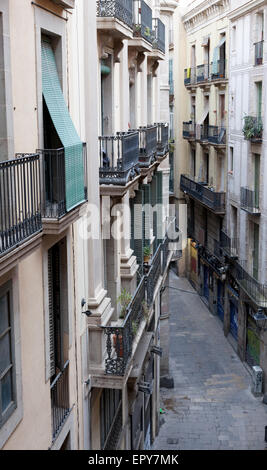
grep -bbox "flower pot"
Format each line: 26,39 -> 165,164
144,255 -> 150,263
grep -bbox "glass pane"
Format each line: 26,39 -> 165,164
1,370 -> 12,413
0,293 -> 9,335
0,333 -> 11,375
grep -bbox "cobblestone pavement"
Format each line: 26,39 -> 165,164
153,270 -> 267,450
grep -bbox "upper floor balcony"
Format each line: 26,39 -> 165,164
0,154 -> 42,260
180,174 -> 226,214
254,40 -> 264,66
210,59 -> 227,83
151,18 -> 165,55
220,230 -> 239,259
137,125 -> 158,168
51,0 -> 74,9
196,64 -> 210,84
208,125 -> 226,147
97,0 -> 134,39
240,187 -> 260,215
38,145 -> 88,234
99,131 -> 140,188
184,60 -> 227,89
131,0 -> 153,51
184,67 -> 196,87
182,121 -> 196,141
242,116 -> 263,143
235,260 -> 267,308
50,360 -> 70,442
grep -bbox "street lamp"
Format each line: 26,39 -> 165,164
253,308 -> 267,331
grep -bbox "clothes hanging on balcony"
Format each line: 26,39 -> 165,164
41,39 -> 85,212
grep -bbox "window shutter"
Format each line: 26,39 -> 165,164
48,249 -> 56,378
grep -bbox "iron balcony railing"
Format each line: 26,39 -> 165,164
156,122 -> 169,156
97,0 -> 133,29
152,18 -> 165,53
235,261 -> 267,308
196,64 -> 210,83
184,67 -> 196,86
137,125 -> 157,167
183,121 -> 196,139
242,116 -> 263,142
220,230 -> 239,259
240,187 -> 260,214
103,400 -> 123,450
210,59 -> 227,81
254,40 -> 264,66
38,144 -> 87,219
0,154 -> 42,257
103,235 -> 172,375
169,151 -> 174,194
133,0 -> 153,44
199,124 -> 209,141
208,125 -> 226,145
99,132 -> 140,185
50,361 -> 70,441
180,174 -> 226,214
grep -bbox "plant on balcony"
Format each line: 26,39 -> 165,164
144,26 -> 151,38
117,288 -> 132,319
133,24 -> 141,36
242,115 -> 263,140
144,245 -> 152,263
132,320 -> 138,337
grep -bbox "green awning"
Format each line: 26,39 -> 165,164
41,39 -> 85,212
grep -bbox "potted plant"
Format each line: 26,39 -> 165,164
133,24 -> 141,36
144,26 -> 151,38
242,115 -> 263,141
117,288 -> 132,319
143,245 -> 151,263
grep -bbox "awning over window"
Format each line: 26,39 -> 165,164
41,39 -> 85,212
197,103 -> 209,125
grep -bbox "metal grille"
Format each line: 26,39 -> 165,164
240,187 -> 260,214
208,125 -> 226,145
0,154 -> 42,256
133,0 -> 153,44
50,361 -> 70,441
138,125 -> 157,167
180,174 -> 225,213
235,261 -> 267,308
97,0 -> 133,29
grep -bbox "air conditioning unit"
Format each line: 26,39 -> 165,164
251,366 -> 263,396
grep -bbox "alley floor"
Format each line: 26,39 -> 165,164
153,270 -> 267,450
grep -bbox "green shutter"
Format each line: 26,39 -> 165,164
133,190 -> 144,273
41,39 -> 85,212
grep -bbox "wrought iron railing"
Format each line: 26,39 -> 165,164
240,187 -> 260,214
210,59 -> 227,80
180,174 -> 226,213
133,0 -> 153,44
184,67 -> 196,86
199,124 -> 209,141
220,230 -> 239,258
99,132 -> 140,185
183,121 -> 196,139
38,145 -> 87,219
152,18 -> 165,53
254,40 -> 264,66
137,125 -> 157,167
103,400 -> 123,450
169,150 -> 174,193
97,0 -> 133,29
156,122 -> 169,156
196,64 -> 210,83
0,154 -> 42,257
50,361 -> 70,441
235,261 -> 267,308
146,244 -> 162,306
208,125 -> 226,145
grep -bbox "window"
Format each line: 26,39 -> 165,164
229,147 -> 234,173
256,82 -> 262,118
232,25 -> 236,51
0,281 -> 16,427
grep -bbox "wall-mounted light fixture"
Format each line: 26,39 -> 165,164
253,309 -> 267,331
81,298 -> 93,317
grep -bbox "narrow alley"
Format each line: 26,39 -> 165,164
154,270 -> 267,450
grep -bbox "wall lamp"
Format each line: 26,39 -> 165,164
253,309 -> 267,331
81,298 -> 93,317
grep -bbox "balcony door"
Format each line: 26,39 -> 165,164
254,153 -> 260,209
253,223 -> 259,280
101,55 -> 113,136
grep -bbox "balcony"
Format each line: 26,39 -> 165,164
96,0 -> 134,39
198,124 -> 209,144
0,154 -> 42,259
138,125 -> 158,168
183,121 -> 196,141
38,145 -> 87,234
196,64 -> 210,84
235,261 -> 267,308
210,59 -> 227,83
50,361 -> 70,441
184,67 -> 196,87
156,122 -> 169,157
242,116 -> 263,143
208,125 -> 226,147
254,41 -> 264,66
103,237 -> 171,376
99,132 -> 140,190
240,187 -> 260,215
51,0 -> 75,9
180,174 -> 226,214
220,230 -> 239,259
131,0 -> 153,51
152,18 -> 165,54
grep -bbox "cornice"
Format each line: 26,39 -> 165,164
183,0 -> 230,31
229,0 -> 266,21
160,0 -> 179,15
